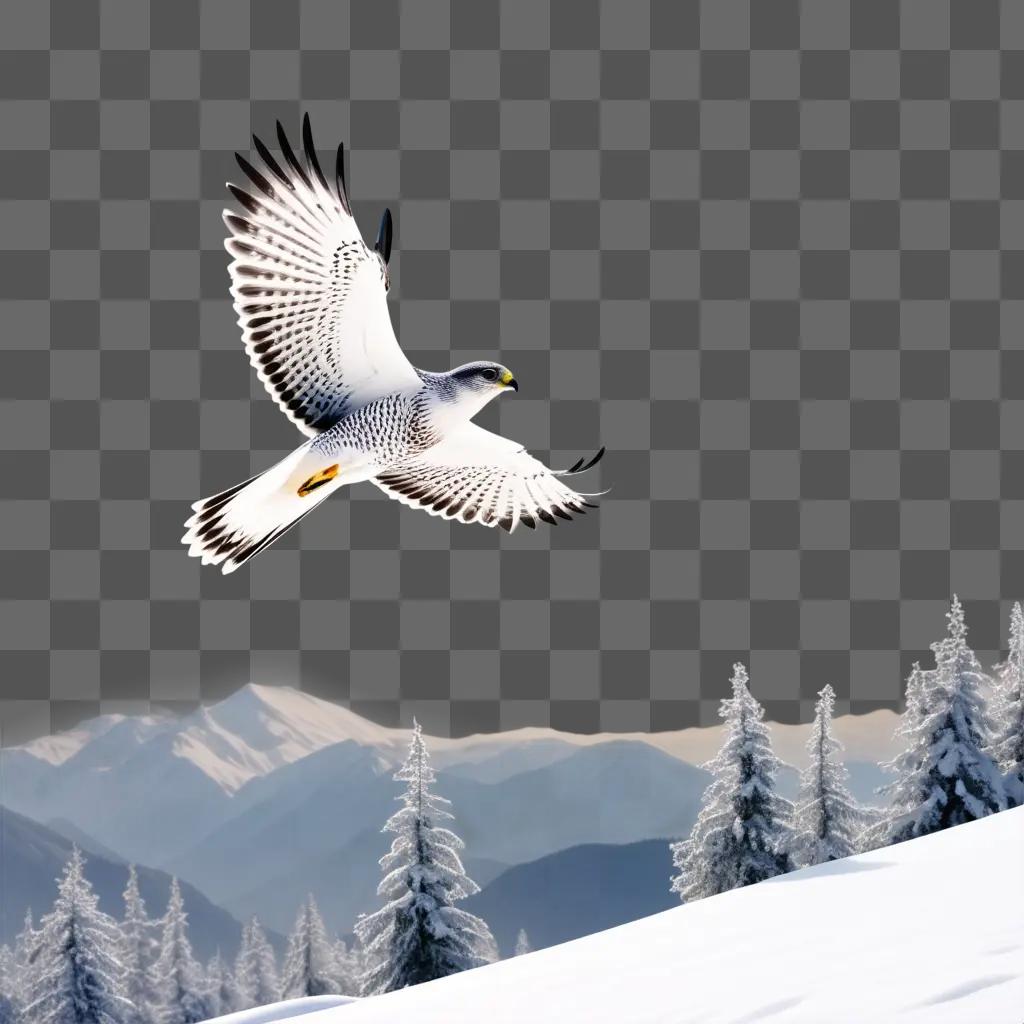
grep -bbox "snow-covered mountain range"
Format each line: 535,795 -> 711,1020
0,683 -> 898,936
223,807 -> 1024,1024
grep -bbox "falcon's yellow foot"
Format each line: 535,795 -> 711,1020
297,464 -> 339,497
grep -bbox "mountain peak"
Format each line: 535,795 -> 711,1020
227,681 -> 282,704
210,682 -> 349,721
15,713 -> 149,766
206,683 -> 392,739
167,684 -> 406,793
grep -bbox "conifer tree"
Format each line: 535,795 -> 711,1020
14,908 -> 40,995
991,601 -> 1024,807
151,878 -> 210,1024
791,685 -> 860,866
859,662 -> 930,854
862,661 -> 930,846
235,917 -> 279,1009
121,866 -> 158,1024
335,937 -> 361,998
21,847 -> 135,1024
878,596 -> 1006,845
670,663 -> 793,901
204,952 -> 240,1019
355,720 -> 496,995
513,929 -> 531,957
902,660 -> 930,720
280,896 -> 339,999
0,945 -> 20,1024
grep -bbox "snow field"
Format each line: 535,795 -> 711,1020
241,807 -> 1024,1024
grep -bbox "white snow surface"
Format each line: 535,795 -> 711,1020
14,713 -> 134,765
206,996 -> 356,1022
239,808 -> 1024,1024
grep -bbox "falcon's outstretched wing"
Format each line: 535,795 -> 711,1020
225,115 -> 421,437
373,423 -> 605,532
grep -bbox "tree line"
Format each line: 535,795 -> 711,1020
0,858 -> 368,1023
672,596 -> 1024,899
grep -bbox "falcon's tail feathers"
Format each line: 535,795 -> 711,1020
181,443 -> 340,575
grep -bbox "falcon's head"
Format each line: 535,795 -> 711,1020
449,361 -> 519,395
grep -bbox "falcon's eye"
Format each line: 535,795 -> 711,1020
480,367 -> 499,382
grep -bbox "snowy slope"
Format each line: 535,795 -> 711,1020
12,716 -> 116,765
205,997 -> 356,1022
242,809 -> 1024,1024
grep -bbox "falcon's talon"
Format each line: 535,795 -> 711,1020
297,465 -> 339,497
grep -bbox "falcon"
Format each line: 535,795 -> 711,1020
183,115 -> 604,574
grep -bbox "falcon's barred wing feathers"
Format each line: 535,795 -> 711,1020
373,423 -> 605,532
224,114 -> 421,437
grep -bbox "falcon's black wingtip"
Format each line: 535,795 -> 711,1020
251,133 -> 291,190
231,115 -> 355,214
375,208 -> 393,264
335,142 -> 352,214
301,112 -> 331,194
233,153 -> 274,199
275,119 -> 312,190
563,446 -> 606,476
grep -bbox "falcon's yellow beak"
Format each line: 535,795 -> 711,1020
500,369 -> 519,392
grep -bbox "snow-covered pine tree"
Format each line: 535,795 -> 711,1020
859,661 -> 931,854
990,601 -> 1024,807
513,929 -> 531,957
790,685 -> 860,867
355,720 -> 497,995
902,660 -> 930,719
151,878 -> 211,1024
14,908 -> 40,993
280,896 -> 339,999
879,596 -> 1006,845
0,945 -> 20,1024
670,663 -> 793,902
121,865 -> 158,1024
235,916 -> 279,1009
21,846 -> 136,1024
204,951 -> 240,1019
334,937 -> 361,998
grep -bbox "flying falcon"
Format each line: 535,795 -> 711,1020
183,116 -> 604,574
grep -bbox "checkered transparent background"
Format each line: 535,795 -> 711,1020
3,0 -> 1024,743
